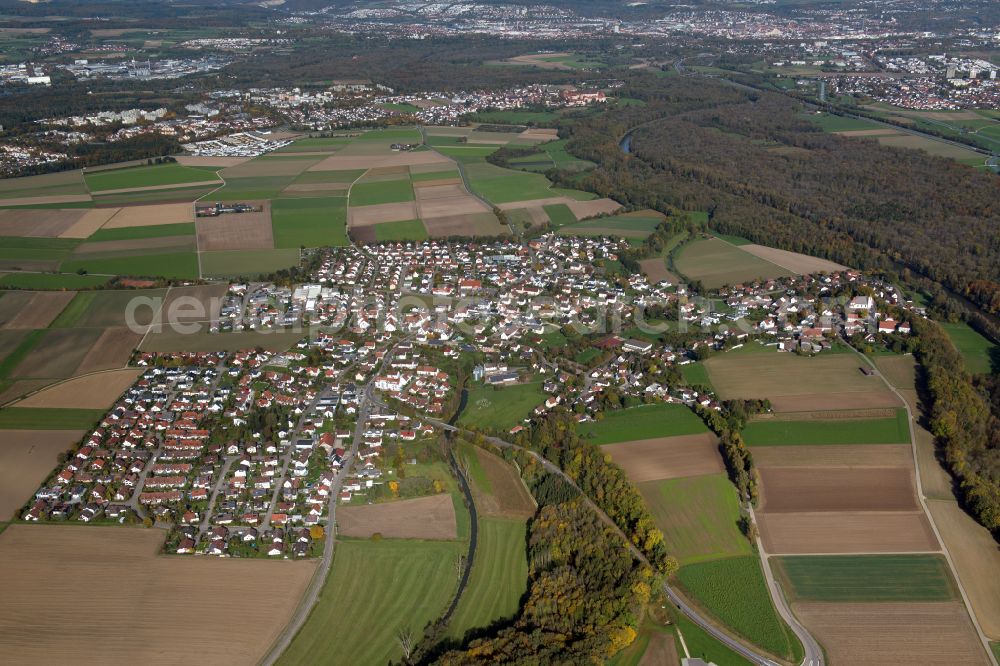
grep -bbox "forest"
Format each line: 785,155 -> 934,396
557,72 -> 1000,534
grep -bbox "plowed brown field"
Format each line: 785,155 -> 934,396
757,511 -> 939,554
336,493 -> 457,539
0,430 -> 82,518
758,467 -> 918,513
601,433 -> 724,483
0,525 -> 316,666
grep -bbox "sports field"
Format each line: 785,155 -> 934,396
773,554 -> 957,602
677,555 -> 802,662
458,380 -> 546,431
577,403 -> 708,445
741,409 -> 909,445
448,517 -> 528,639
675,238 -> 793,288
638,473 -> 750,564
278,538 -> 463,666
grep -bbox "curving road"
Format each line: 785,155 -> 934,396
375,396 -> 811,666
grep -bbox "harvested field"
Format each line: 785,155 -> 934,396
101,203 -> 192,229
0,209 -> 85,237
758,511 -> 939,554
759,467 -> 918,513
175,156 -> 251,168
415,183 -> 467,199
639,257 -> 673,283
792,602 -> 988,666
496,196 -> 571,211
196,202 -> 274,251
766,391 -> 901,412
751,443 -> 912,468
3,291 -> 75,329
417,195 -> 490,219
927,499 -> 1000,638
740,244 -> 846,274
161,284 -> 228,326
423,212 -> 506,237
876,133 -> 981,160
221,157 -> 320,178
876,354 -> 917,389
16,367 -> 142,409
74,327 -> 143,374
309,152 -> 450,171
474,447 -> 535,519
348,201 -> 418,226
0,525 -> 316,666
566,197 -> 622,218
601,433 -> 723,483
0,380 -> 52,405
336,493 -> 457,540
705,351 -> 894,406
0,430 -> 82,518
639,631 -> 680,666
58,208 -> 119,239
281,182 -> 349,194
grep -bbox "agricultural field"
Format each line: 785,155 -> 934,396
741,409 -> 909,446
373,218 -> 428,242
940,321 -> 997,375
756,511 -> 939,554
270,197 -> 348,248
83,163 -> 221,192
674,238 -> 793,288
773,555 -> 957,602
601,433 -> 724,483
558,210 -> 665,240
0,430 -> 82,518
335,493 -> 457,540
757,467 -> 918,513
676,555 -> 802,663
577,403 -> 708,445
448,517 -> 529,640
0,407 -> 105,429
15,368 -> 143,409
0,525 -> 316,666
462,445 -> 535,519
200,248 -> 300,278
278,538 -> 463,666
638,473 -> 751,565
794,602 -> 989,666
458,380 -> 546,431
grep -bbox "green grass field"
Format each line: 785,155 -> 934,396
206,176 -> 292,201
271,197 -> 348,248
349,179 -> 414,207
278,538 -> 463,666
940,321 -> 997,375
448,517 -> 528,639
677,556 -> 802,662
200,248 -> 300,278
0,407 -> 106,429
773,554 -> 958,602
458,380 -> 546,431
61,251 -> 200,280
558,211 -> 664,238
639,473 -> 751,565
411,169 -> 461,182
48,292 -> 96,328
675,238 -> 792,289
542,203 -> 576,228
742,409 -> 909,446
84,163 -> 220,192
374,219 -> 428,242
674,611 -> 754,666
87,222 -> 196,242
680,362 -> 712,388
465,162 -> 559,204
0,273 -> 110,289
578,403 -> 708,445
